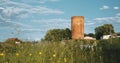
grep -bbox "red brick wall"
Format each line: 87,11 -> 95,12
71,16 -> 84,39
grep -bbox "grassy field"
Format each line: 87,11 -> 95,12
0,38 -> 120,63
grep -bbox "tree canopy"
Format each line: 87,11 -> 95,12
95,24 -> 114,40
84,33 -> 95,38
43,28 -> 71,41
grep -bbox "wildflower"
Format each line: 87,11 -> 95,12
0,53 -> 4,56
29,53 -> 32,56
64,58 -> 67,62
39,52 -> 42,55
16,53 -> 19,56
53,54 -> 56,57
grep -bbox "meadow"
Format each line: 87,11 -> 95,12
0,38 -> 120,63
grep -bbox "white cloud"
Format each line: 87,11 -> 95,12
0,0 -> 63,18
0,7 -> 4,10
0,18 -> 30,27
100,5 -> 109,10
85,22 -> 95,26
32,18 -> 70,23
93,13 -> 120,23
1,3 -> 63,16
0,0 -> 64,28
32,18 -> 70,26
94,18 -> 107,21
9,21 -> 30,27
84,13 -> 120,33
0,0 -> 63,20
0,15 -> 6,21
29,6 -> 63,14
2,7 -> 22,17
116,13 -> 120,16
21,0 -> 60,4
49,0 -> 59,2
93,17 -> 115,21
100,5 -> 119,10
17,13 -> 28,18
113,7 -> 119,10
94,17 -> 120,23
39,0 -> 59,3
22,28 -> 43,32
31,18 -> 71,31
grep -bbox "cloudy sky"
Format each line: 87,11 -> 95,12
0,0 -> 120,41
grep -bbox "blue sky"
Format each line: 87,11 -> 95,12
0,0 -> 120,41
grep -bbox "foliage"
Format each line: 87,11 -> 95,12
3,38 -> 22,45
0,40 -> 101,63
97,37 -> 120,63
43,28 -> 71,41
116,32 -> 120,36
95,24 -> 114,40
85,33 -> 95,38
0,38 -> 120,63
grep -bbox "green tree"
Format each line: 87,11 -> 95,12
95,24 -> 114,40
85,33 -> 95,38
4,38 -> 21,45
64,28 -> 71,39
43,28 -> 71,41
116,32 -> 120,36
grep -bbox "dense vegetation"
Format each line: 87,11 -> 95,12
43,24 -> 115,41
43,28 -> 71,41
95,24 -> 114,40
0,37 -> 120,63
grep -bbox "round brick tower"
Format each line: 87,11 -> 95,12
71,16 -> 84,39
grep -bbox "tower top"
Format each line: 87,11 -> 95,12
71,16 -> 84,19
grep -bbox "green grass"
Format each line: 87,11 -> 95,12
0,38 -> 120,63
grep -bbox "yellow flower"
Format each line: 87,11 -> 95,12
64,58 -> 67,62
16,53 -> 19,56
39,52 -> 42,55
0,53 -> 4,56
29,53 -> 32,56
53,54 -> 56,57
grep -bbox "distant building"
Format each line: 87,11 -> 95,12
102,35 -> 111,39
71,16 -> 84,39
102,34 -> 120,39
84,36 -> 96,40
5,38 -> 21,44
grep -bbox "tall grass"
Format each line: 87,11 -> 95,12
0,38 -> 120,63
